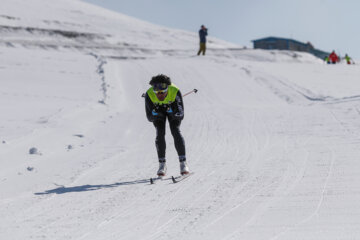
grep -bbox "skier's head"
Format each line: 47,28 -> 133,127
150,74 -> 171,101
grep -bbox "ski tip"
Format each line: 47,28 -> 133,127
171,176 -> 176,183
150,178 -> 154,184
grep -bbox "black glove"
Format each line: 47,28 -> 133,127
168,111 -> 183,122
150,109 -> 165,122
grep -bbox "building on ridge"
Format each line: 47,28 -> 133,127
252,36 -> 329,59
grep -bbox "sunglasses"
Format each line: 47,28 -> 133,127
154,88 -> 168,94
153,83 -> 168,91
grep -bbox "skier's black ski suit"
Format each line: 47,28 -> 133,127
145,91 -> 185,161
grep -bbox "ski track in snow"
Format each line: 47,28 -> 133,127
2,49 -> 360,240
4,53 -> 357,240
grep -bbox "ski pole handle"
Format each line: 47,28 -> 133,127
183,89 -> 198,98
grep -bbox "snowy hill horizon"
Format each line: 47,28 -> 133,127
1,0 -> 360,239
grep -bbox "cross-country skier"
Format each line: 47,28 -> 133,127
344,54 -> 354,65
145,74 -> 189,176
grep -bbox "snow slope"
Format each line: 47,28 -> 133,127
1,1 -> 360,239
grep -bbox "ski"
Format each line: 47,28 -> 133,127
150,175 -> 164,184
171,172 -> 194,183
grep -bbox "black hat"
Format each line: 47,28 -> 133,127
149,74 -> 172,86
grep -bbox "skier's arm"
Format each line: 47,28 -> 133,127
170,90 -> 184,121
145,94 -> 155,122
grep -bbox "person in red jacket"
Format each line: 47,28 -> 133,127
329,51 -> 339,64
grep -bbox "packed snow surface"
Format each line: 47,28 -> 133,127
1,1 -> 360,239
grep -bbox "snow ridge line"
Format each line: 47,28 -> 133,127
257,74 -> 360,105
0,25 -> 106,40
89,52 -> 108,105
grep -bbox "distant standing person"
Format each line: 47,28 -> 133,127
324,56 -> 330,64
197,25 -> 208,56
329,50 -> 339,64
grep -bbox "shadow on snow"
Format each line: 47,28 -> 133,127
34,178 -> 151,195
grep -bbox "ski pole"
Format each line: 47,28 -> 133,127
183,89 -> 198,98
141,88 -> 198,98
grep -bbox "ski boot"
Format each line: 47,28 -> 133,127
157,161 -> 167,176
180,161 -> 189,175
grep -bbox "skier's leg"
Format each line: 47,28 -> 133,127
170,120 -> 189,174
169,120 -> 186,159
153,120 -> 166,161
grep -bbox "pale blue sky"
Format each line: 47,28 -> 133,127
83,0 -> 360,59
